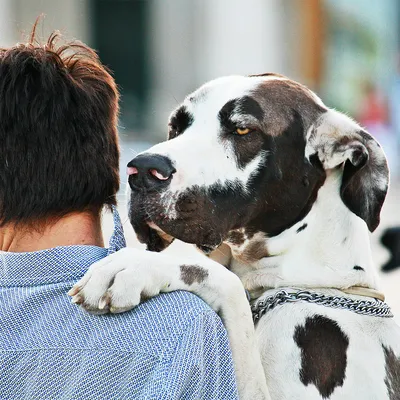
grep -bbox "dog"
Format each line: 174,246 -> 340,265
381,227 -> 400,272
69,73 -> 400,399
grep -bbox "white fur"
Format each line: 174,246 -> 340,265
233,168 -> 379,293
256,293 -> 400,399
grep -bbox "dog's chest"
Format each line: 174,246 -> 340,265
255,301 -> 400,399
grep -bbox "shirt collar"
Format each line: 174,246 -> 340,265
0,206 -> 126,287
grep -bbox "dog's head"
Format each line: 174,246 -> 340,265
127,74 -> 389,256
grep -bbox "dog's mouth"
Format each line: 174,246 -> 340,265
129,188 -> 228,253
146,221 -> 174,243
146,221 -> 216,254
145,216 -> 223,252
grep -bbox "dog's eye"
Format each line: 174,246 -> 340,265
235,127 -> 251,135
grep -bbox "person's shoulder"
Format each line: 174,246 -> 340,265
77,291 -> 220,356
122,290 -> 216,330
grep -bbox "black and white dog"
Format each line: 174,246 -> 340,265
70,74 -> 400,399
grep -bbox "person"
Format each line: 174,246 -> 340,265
0,28 -> 238,399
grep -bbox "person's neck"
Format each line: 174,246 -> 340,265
0,212 -> 104,252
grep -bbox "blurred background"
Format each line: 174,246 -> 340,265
0,0 -> 399,315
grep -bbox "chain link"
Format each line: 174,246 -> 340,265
251,289 -> 393,323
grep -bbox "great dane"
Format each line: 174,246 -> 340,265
69,74 -> 400,399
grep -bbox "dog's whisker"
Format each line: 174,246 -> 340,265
121,217 -> 130,226
128,147 -> 139,156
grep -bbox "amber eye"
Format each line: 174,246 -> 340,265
235,127 -> 251,135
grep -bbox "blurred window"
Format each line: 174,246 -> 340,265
90,0 -> 150,132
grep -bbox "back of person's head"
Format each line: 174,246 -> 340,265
0,24 -> 120,228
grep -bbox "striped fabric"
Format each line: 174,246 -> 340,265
0,207 -> 238,399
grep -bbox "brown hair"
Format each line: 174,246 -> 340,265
0,25 -> 120,226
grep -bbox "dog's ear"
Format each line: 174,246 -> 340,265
306,109 -> 389,232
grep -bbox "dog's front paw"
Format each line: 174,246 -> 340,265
68,248 -> 163,314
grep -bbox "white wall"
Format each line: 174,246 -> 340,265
1,0 -> 90,45
147,0 -> 288,138
196,0 -> 286,81
147,0 -> 198,140
0,0 -> 14,46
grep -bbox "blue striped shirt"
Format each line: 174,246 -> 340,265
0,209 -> 238,399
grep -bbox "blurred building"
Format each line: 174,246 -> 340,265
0,0 -> 323,140
1,0 -> 399,174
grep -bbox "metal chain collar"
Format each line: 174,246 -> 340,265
251,289 -> 394,323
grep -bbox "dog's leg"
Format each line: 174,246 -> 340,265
69,247 -> 270,400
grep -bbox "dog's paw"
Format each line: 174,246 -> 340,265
68,248 -> 164,314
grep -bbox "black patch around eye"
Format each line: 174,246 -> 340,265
218,96 -> 265,169
218,100 -> 236,129
169,106 -> 194,139
239,96 -> 264,120
232,131 -> 264,169
218,96 -> 264,128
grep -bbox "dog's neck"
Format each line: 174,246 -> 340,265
225,169 -> 380,295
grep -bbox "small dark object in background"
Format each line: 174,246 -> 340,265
381,227 -> 400,272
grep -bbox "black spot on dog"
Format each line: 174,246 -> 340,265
236,238 -> 270,264
227,230 -> 246,246
353,265 -> 364,271
218,96 -> 264,127
342,237 -> 348,244
218,97 -> 266,169
168,105 -> 194,139
176,193 -> 198,214
243,111 -> 326,237
296,223 -> 307,233
180,265 -> 209,285
383,345 -> 400,399
232,129 -> 265,169
237,96 -> 265,120
294,315 -> 349,399
218,99 -> 236,130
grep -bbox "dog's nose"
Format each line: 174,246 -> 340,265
127,154 -> 175,191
